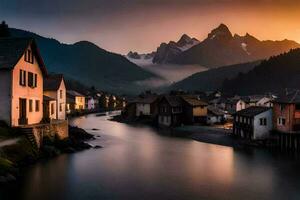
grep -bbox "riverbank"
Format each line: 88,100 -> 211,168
112,114 -> 270,149
0,125 -> 98,184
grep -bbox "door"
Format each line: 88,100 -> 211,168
19,98 -> 28,125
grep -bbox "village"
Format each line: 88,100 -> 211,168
121,90 -> 300,151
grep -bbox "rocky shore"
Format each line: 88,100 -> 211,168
0,126 -> 100,184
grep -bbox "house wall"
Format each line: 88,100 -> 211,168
136,103 -> 151,116
75,96 -> 85,110
0,70 -> 12,125
253,110 -> 273,139
193,106 -> 207,117
87,98 -> 95,110
257,97 -> 272,107
49,100 -> 57,120
56,81 -> 66,120
236,100 -> 246,111
11,45 -> 44,126
273,103 -> 300,133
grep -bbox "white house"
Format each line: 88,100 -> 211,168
0,38 -> 47,126
225,98 -> 246,114
44,74 -> 66,120
132,96 -> 157,117
87,96 -> 96,110
207,106 -> 225,125
233,106 -> 272,140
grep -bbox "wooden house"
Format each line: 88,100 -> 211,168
0,38 -> 47,126
273,91 -> 300,133
181,96 -> 208,124
233,106 -> 272,140
158,96 -> 183,127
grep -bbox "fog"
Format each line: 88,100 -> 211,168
135,63 -> 207,89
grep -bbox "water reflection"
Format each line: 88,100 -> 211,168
2,112 -> 300,200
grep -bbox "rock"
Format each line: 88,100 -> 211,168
0,173 -> 16,183
94,145 -> 103,149
64,147 -> 76,154
92,128 -> 99,131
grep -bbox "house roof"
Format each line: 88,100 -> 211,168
234,106 -> 271,117
0,37 -> 47,75
164,95 -> 182,107
181,96 -> 208,107
44,74 -> 64,91
208,106 -> 225,116
129,95 -> 158,104
67,90 -> 85,97
43,95 -> 55,102
275,90 -> 300,104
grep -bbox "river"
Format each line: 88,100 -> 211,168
1,112 -> 300,200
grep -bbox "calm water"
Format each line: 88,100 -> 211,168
2,112 -> 300,200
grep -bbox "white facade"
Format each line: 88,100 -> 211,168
136,103 -> 151,116
236,100 -> 246,111
87,97 -> 95,110
257,97 -> 273,107
253,110 -> 273,139
207,115 -> 223,125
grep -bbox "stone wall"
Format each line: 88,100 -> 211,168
31,120 -> 69,148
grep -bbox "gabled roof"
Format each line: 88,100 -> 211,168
163,95 -> 182,107
0,37 -> 47,75
129,95 -> 158,104
234,106 -> 271,117
181,96 -> 208,107
208,105 -> 225,116
67,90 -> 85,97
275,90 -> 300,104
43,95 -> 56,102
44,74 -> 64,91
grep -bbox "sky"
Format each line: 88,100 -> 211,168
1,0 -> 300,54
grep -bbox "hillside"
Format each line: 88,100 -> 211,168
222,48 -> 300,95
170,61 -> 260,92
9,28 -> 158,94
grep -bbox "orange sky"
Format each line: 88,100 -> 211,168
2,0 -> 300,54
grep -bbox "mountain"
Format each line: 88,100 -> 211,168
172,24 -> 300,68
153,34 -> 199,64
170,61 -> 260,92
126,34 -> 199,65
222,48 -> 300,95
9,27 -> 158,95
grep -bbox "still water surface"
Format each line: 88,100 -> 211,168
2,112 -> 300,200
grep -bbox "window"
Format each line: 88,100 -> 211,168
28,72 -> 33,87
34,74 -> 37,87
29,100 -> 33,112
278,117 -> 286,126
27,72 -> 37,88
280,104 -> 285,112
24,49 -> 34,63
35,100 -> 40,112
260,118 -> 267,126
19,70 -> 26,86
296,104 -> 300,110
51,103 -> 54,115
60,90 -> 63,99
59,103 -> 63,112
